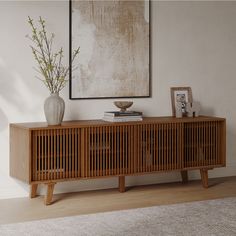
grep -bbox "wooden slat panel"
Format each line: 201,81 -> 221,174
106,126 -> 108,176
210,122 -> 213,165
165,124 -> 168,171
37,131 -> 40,181
192,123 -> 195,167
66,129 -> 69,178
196,122 -> 199,168
145,124 -> 148,172
48,129 -> 51,180
141,125 -> 144,172
119,126 -> 122,174
56,129 -> 59,179
204,122 -> 206,166
109,126 -> 112,175
144,124 -> 146,172
202,122 -> 205,166
160,124 -> 163,171
167,123 -> 169,171
75,128 -> 78,177
171,123 -> 173,170
28,118 -> 225,185
114,126 -> 116,175
71,128 -> 74,178
79,128 -> 82,177
153,124 -> 156,171
182,121 -> 225,169
213,122 -> 216,165
94,127 -> 97,176
100,126 -> 103,176
137,125 -> 140,172
149,124 -> 151,171
103,126 -> 106,176
132,125 -> 134,174
118,126 -> 121,175
68,129 -> 71,178
125,125 -> 127,174
59,129 -> 62,179
216,122 -> 219,164
125,126 -> 128,174
81,129 -> 85,177
86,128 -> 88,177
53,129 -> 55,180
32,131 -> 37,181
44,130 -> 46,181
146,124 -> 149,172
91,127 -> 94,177
42,130 -> 46,181
121,126 -> 123,174
214,122 -> 217,164
158,124 -> 160,171
164,123 -> 167,171
39,131 -> 42,181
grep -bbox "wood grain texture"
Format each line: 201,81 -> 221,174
200,169 -> 209,188
10,125 -> 31,183
9,116 -> 226,205
119,176 -> 126,193
44,183 -> 55,205
10,116 -> 226,130
30,184 -> 38,198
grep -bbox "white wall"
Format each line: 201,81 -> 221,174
0,1 -> 235,199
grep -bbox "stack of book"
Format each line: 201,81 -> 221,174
103,111 -> 143,122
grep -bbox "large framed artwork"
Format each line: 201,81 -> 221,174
69,0 -> 150,99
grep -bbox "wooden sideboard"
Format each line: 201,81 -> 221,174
10,116 -> 226,205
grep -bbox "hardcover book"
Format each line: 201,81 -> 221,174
104,111 -> 143,117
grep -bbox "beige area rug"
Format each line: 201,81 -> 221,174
0,197 -> 236,236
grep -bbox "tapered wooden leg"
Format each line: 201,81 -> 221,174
30,184 -> 38,198
119,176 -> 125,193
200,169 -> 208,188
181,171 -> 188,184
44,183 -> 55,205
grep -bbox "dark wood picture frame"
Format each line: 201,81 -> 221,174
170,87 -> 193,116
69,0 -> 151,100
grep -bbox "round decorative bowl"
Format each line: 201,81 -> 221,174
114,101 -> 133,112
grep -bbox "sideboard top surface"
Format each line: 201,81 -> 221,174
10,116 -> 225,130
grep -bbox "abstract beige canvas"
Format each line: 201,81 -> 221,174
70,0 -> 150,99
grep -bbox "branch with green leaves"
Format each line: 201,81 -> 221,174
26,16 -> 80,93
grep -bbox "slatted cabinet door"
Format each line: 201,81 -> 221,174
137,123 -> 183,173
81,123 -> 185,178
32,128 -> 82,182
81,125 -> 138,178
29,119 -> 226,182
183,121 -> 224,169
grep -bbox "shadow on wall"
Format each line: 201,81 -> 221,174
0,62 -> 17,130
0,57 -> 43,128
0,109 -> 8,131
0,64 -> 27,111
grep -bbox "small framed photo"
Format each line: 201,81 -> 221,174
170,87 -> 193,116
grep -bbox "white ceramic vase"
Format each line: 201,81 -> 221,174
44,92 -> 65,126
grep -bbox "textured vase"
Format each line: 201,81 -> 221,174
44,93 -> 65,126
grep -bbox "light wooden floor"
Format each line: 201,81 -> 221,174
1,176 -> 236,225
